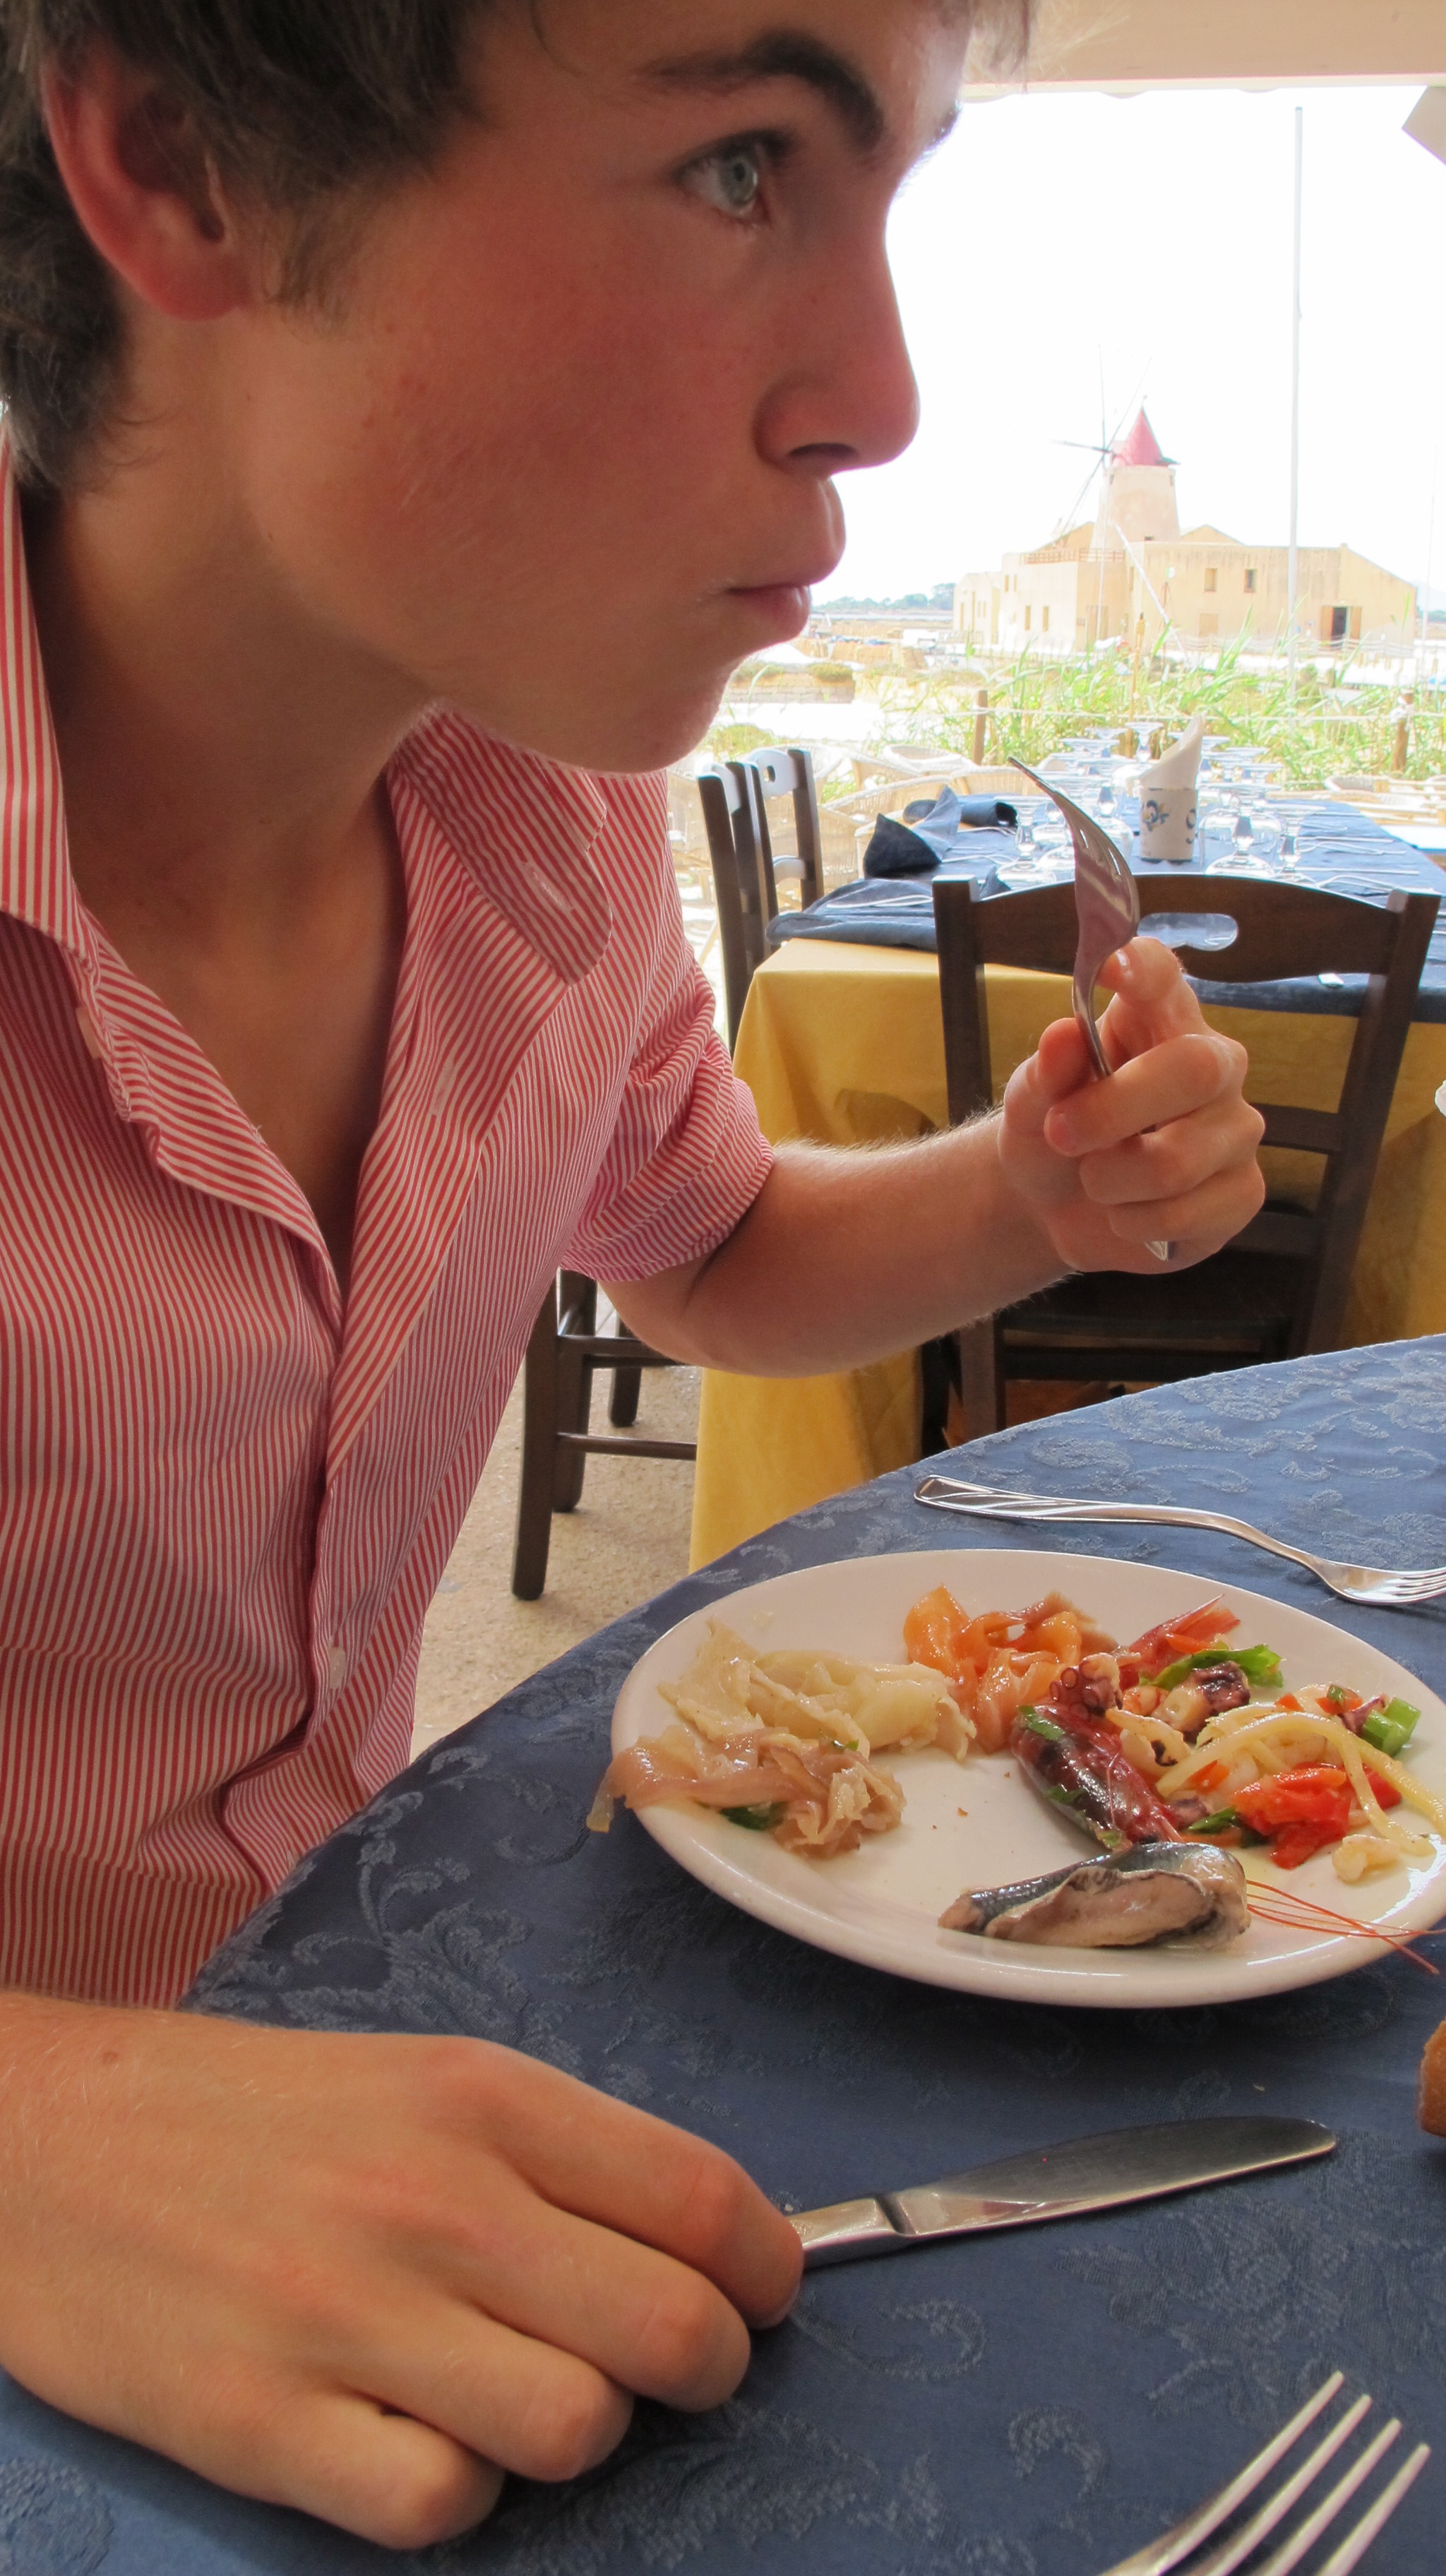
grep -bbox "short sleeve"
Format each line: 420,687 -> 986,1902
565,808 -> 773,1282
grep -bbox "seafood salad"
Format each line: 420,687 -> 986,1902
594,1581 -> 1445,1949
979,1592 -> 1446,1883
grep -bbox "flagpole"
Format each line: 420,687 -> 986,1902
1287,104 -> 1303,698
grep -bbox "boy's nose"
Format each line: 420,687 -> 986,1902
759,248 -> 921,482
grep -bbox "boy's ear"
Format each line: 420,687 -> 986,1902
42,45 -> 251,321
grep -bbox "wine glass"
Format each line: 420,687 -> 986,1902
1245,806 -> 1284,866
1199,798 -> 1238,866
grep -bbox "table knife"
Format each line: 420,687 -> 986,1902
791,2113 -> 1333,2270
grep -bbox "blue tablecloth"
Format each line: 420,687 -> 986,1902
5,1342 -> 1446,2572
771,799 -> 1446,1022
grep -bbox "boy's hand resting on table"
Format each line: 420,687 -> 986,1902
0,1996 -> 801,2550
999,938 -> 1267,1273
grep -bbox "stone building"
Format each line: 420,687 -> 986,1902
953,410 -> 1416,658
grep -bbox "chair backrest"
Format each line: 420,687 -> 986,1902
698,746 -> 823,1051
933,871 -> 1439,1352
730,746 -> 825,913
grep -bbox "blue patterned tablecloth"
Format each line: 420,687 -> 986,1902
5,1342 -> 1446,2574
771,798 -> 1446,1021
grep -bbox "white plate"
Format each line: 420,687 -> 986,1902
611,1549 -> 1446,2008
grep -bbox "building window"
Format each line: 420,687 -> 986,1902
1244,568 -> 1258,593
1041,605 -> 1051,635
1024,605 -> 1032,631
1204,567 -> 1218,593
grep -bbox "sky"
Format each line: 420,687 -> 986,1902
817,85 -> 1446,609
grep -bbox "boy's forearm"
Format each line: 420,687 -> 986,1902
631,1121 -> 1059,1378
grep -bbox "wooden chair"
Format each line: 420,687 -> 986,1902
513,749 -> 824,1597
932,872 -> 1438,1440
699,746 -> 825,1049
511,1273 -> 695,1599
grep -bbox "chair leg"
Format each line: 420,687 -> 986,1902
553,1271 -> 596,1510
513,1287 -> 561,1599
609,1334 -> 643,1429
953,1322 -> 1005,1442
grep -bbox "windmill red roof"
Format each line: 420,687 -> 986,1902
1113,409 -> 1173,469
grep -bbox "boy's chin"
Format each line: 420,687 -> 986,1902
487,674 -> 738,779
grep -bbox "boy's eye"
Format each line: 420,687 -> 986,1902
683,140 -> 766,220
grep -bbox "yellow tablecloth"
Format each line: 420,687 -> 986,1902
690,939 -> 1446,1567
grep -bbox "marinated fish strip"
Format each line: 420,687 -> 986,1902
940,1842 -> 1248,1950
593,1621 -> 961,1856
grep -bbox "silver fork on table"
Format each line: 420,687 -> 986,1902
1095,2371 -> 1428,2576
914,1474 -> 1446,1608
1009,755 -> 1173,1265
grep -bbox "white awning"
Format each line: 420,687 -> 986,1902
966,0 -> 1446,95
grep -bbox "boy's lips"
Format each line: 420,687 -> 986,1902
723,576 -> 823,633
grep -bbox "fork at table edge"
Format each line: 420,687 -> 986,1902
912,1474 -> 1446,1600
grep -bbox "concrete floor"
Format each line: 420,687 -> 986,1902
410,1354 -> 701,1758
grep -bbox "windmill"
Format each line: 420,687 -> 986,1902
1051,360 -> 1154,544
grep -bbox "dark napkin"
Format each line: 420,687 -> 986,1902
767,838 -> 1017,953
863,785 -> 1019,876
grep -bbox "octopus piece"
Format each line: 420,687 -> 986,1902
1161,1659 -> 1253,1741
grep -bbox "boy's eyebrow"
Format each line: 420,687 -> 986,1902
638,32 -> 889,155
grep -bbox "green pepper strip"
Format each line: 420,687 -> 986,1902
1149,1645 -> 1281,1692
1022,1711 -> 1068,1743
1186,1807 -> 1241,1835
1358,1697 -> 1421,1760
722,1803 -> 787,1830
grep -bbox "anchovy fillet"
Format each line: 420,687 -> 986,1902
939,1839 -> 1249,1950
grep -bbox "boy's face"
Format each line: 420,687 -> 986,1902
224,0 -> 966,771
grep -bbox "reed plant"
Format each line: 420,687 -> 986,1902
860,636 -> 1445,790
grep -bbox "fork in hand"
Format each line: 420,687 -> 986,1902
1009,753 -> 1173,1265
1097,2371 -> 1428,2576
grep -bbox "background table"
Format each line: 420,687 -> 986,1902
4,1340 -> 1446,2574
691,811 -> 1446,1566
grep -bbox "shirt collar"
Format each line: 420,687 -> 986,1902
0,439 -> 615,990
389,712 -> 614,985
0,445 -> 90,962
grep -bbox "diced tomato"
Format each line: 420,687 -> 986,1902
1235,1765 -> 1354,1863
1192,1760 -> 1228,1795
1277,1691 -> 1302,1712
1127,1597 -> 1240,1671
1324,1684 -> 1362,1716
1271,1821 -> 1341,1870
1363,1774 -> 1402,1810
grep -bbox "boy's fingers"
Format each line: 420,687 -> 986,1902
1005,1016 -> 1093,1131
356,2304 -> 637,2483
1094,938 -> 1210,1052
433,2181 -> 755,2411
458,2048 -> 803,2329
1072,1093 -> 1265,1209
1044,1031 -> 1247,1158
1102,1159 -> 1267,1253
245,2397 -> 504,2552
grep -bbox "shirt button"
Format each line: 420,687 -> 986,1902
326,1642 -> 347,1690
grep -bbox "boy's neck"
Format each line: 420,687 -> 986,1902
23,455 -> 426,936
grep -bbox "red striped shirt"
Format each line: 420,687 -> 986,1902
0,449 -> 771,2005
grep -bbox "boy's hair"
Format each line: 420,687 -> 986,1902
0,0 -> 1030,495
